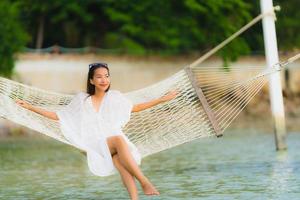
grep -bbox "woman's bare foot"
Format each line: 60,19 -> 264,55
141,180 -> 160,195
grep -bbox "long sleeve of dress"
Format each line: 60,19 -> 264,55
56,92 -> 85,150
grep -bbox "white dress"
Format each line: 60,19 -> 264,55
56,89 -> 142,177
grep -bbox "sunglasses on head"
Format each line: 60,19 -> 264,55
88,62 -> 108,69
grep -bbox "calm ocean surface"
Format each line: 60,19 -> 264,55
1,130 -> 300,200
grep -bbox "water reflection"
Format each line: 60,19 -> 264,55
267,150 -> 295,200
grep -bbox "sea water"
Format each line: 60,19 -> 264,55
0,130 -> 300,200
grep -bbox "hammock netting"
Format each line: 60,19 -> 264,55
0,63 -> 272,157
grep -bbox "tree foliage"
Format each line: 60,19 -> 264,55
0,0 -> 28,77
274,0 -> 300,51
12,0 -> 300,56
15,0 -> 253,60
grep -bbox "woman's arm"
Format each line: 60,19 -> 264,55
132,98 -> 163,112
16,100 -> 59,120
132,90 -> 179,112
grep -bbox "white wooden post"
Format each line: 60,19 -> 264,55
260,0 -> 287,150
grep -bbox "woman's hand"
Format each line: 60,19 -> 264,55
159,89 -> 180,103
16,99 -> 32,110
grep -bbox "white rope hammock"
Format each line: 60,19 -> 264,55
0,6 -> 299,158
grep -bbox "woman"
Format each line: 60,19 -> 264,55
16,62 -> 178,199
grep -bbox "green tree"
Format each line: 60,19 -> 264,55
8,0 -> 299,62
17,0 -> 93,48
274,0 -> 300,51
0,0 -> 28,77
101,0 -> 252,60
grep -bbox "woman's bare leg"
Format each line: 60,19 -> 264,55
107,136 -> 160,195
112,154 -> 139,200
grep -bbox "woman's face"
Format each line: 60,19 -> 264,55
90,67 -> 110,92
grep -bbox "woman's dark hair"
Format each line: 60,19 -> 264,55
86,63 -> 110,96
